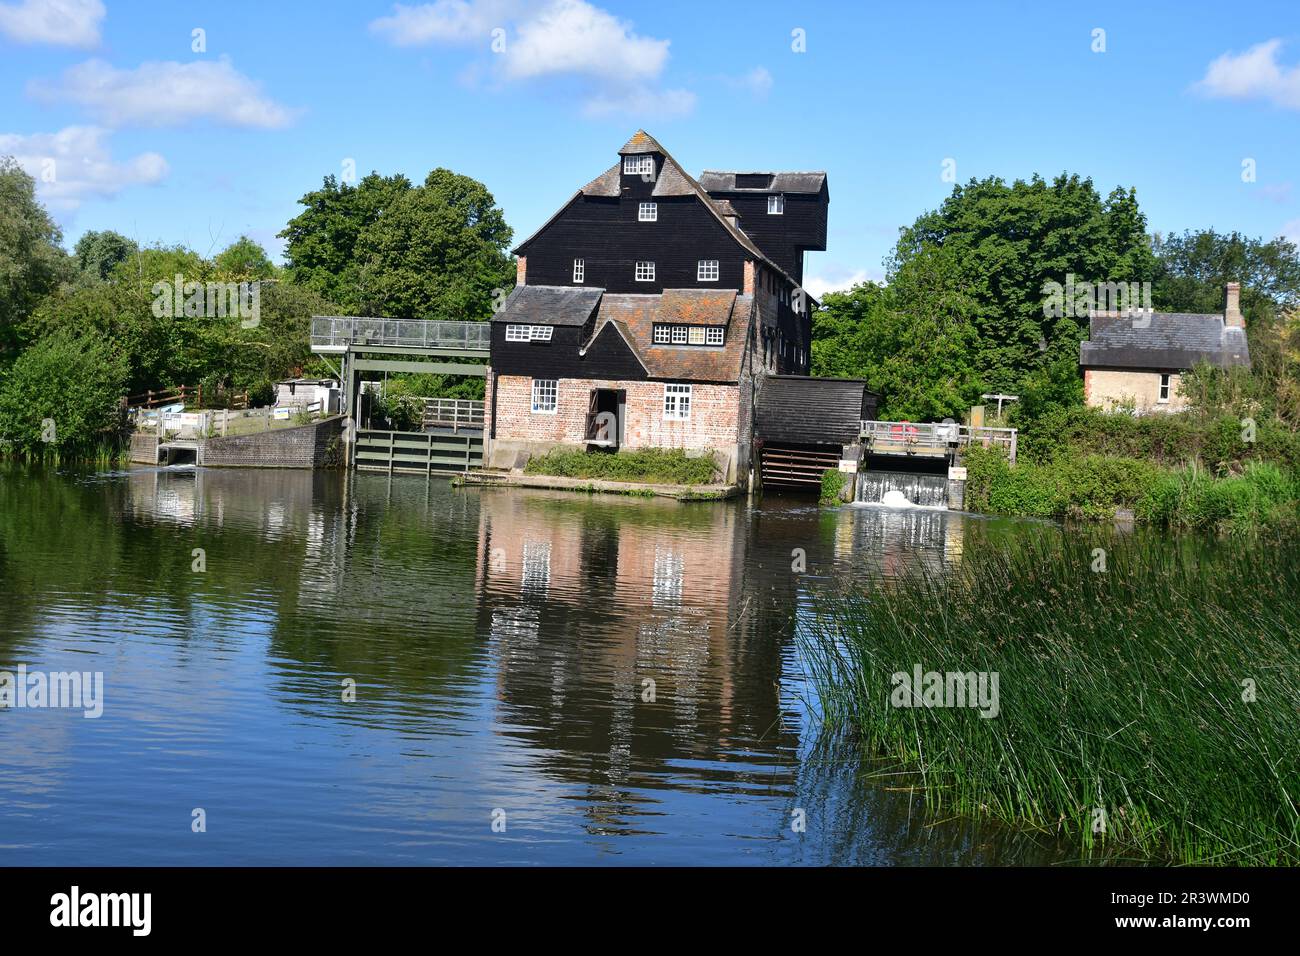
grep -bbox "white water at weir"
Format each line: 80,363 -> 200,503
856,470 -> 949,508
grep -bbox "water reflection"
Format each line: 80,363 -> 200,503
0,465 -> 1067,865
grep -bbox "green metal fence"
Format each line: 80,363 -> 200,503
354,428 -> 483,474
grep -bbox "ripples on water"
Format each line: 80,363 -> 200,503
0,466 -> 1077,865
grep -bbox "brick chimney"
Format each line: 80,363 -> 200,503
1225,282 -> 1244,328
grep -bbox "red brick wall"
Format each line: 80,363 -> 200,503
493,375 -> 740,451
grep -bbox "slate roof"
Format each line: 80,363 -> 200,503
756,375 -> 877,445
698,171 -> 828,194
1078,312 -> 1251,370
490,285 -> 603,326
585,290 -> 752,382
518,131 -> 809,294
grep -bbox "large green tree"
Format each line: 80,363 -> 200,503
0,157 -> 71,357
1152,229 -> 1300,325
279,168 -> 513,320
73,229 -> 139,283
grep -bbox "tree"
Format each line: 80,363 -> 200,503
0,157 -> 71,357
353,168 -> 514,321
278,172 -> 412,309
1152,229 -> 1300,325
0,329 -> 128,456
279,168 -> 514,320
213,235 -> 275,280
73,229 -> 138,282
888,173 -> 1156,394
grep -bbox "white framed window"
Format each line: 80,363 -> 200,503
767,194 -> 785,214
653,325 -> 671,344
1158,373 -> 1171,403
688,326 -> 706,345
573,258 -> 584,283
670,325 -> 688,344
705,326 -> 725,346
505,324 -> 553,342
697,259 -> 719,281
531,378 -> 557,413
623,155 -> 653,176
663,384 -> 692,420
638,202 -> 657,222
635,261 -> 656,282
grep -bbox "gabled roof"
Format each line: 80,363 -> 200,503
698,171 -> 827,194
587,290 -> 752,382
490,284 -> 603,326
513,132 -> 809,293
1079,312 -> 1251,370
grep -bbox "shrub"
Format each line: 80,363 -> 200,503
819,468 -> 846,504
523,448 -> 718,485
0,330 -> 128,458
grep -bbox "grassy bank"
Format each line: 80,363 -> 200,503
964,446 -> 1300,532
800,533 -> 1300,865
522,448 -> 719,485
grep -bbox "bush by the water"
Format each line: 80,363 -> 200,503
800,532 -> 1300,865
0,330 -> 128,459
523,448 -> 718,485
963,445 -> 1300,530
820,468 -> 847,504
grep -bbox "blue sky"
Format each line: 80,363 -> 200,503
2,0 -> 1298,297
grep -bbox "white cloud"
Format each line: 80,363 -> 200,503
32,58 -> 298,129
0,0 -> 103,48
723,67 -> 772,97
370,0 -> 688,117
803,268 -> 882,300
370,0 -> 523,46
0,126 -> 167,212
1194,38 -> 1300,111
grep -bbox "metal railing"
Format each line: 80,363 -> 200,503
310,316 -> 490,352
861,420 -> 1017,464
421,398 -> 485,431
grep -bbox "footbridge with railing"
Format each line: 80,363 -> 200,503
310,316 -> 491,471
860,420 -> 1017,465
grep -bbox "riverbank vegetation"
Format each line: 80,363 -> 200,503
0,157 -> 510,460
800,532 -> 1300,865
523,448 -> 719,485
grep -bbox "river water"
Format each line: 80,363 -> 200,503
0,465 -> 1088,865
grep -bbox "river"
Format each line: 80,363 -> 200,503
0,465 -> 1099,865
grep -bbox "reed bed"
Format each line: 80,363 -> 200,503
799,532 -> 1300,865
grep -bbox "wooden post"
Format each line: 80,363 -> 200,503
388,432 -> 395,474
427,432 -> 433,477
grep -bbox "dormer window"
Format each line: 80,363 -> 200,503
638,202 -> 657,222
767,194 -> 785,214
623,155 -> 653,176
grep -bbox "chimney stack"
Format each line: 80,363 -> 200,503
1225,282 -> 1244,328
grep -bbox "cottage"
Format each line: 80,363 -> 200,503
1079,282 -> 1251,413
485,131 -> 830,483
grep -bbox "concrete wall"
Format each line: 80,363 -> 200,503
488,374 -> 742,481
199,415 -> 345,468
1084,368 -> 1186,413
129,431 -> 159,464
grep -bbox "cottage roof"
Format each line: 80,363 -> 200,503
1078,312 -> 1251,370
698,171 -> 827,195
490,284 -> 604,326
586,290 -> 752,382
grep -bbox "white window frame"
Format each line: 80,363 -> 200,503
1158,373 -> 1171,403
638,202 -> 657,222
653,325 -> 671,344
505,324 -> 553,343
670,325 -> 688,344
768,194 -> 785,214
697,259 -> 719,281
663,383 -> 692,421
635,261 -> 656,282
531,378 -> 558,414
573,258 -> 584,283
705,326 -> 725,346
623,155 -> 653,176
